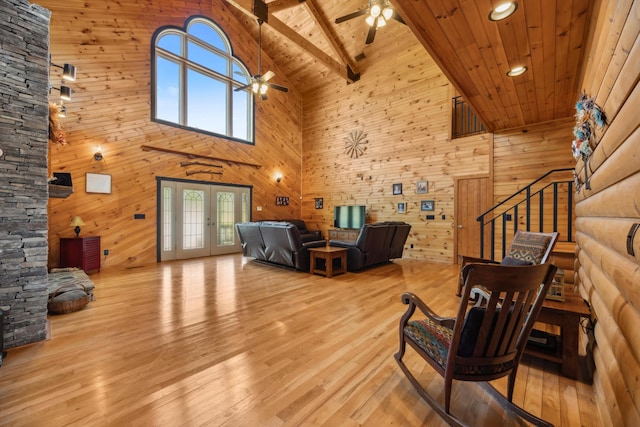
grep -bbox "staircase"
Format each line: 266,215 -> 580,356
476,168 -> 577,280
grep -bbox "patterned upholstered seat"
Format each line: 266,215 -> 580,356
395,262 -> 557,427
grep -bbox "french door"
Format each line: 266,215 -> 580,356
158,179 -> 251,261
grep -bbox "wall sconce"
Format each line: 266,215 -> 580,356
51,62 -> 77,81
276,173 -> 282,183
58,104 -> 67,118
69,216 -> 85,238
50,85 -> 72,101
94,146 -> 103,161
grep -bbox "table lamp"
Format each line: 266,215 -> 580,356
69,216 -> 85,237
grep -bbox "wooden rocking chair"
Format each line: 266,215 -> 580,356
395,262 -> 557,427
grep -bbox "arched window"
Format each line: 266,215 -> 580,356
152,17 -> 254,144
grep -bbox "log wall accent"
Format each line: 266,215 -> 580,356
0,0 -> 50,348
574,0 -> 640,424
40,0 -> 304,270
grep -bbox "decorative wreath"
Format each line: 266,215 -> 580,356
571,93 -> 606,190
571,93 -> 606,160
48,102 -> 67,145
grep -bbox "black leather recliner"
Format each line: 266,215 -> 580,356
330,222 -> 411,271
235,221 -> 325,271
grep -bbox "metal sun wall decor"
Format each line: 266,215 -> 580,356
572,92 -> 606,191
344,130 -> 368,158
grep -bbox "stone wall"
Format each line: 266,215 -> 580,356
0,0 -> 50,348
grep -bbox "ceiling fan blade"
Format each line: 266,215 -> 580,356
392,12 -> 406,25
365,22 -> 377,44
268,82 -> 289,93
234,83 -> 252,92
335,9 -> 367,24
262,70 -> 275,82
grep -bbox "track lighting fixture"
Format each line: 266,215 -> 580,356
50,85 -> 72,101
51,62 -> 77,81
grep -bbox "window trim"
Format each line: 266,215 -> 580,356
150,15 -> 255,145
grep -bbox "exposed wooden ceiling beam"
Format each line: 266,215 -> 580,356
225,0 -> 359,83
267,0 -> 304,13
303,0 -> 359,77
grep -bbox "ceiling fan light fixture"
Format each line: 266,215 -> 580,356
489,2 -> 518,21
382,7 -> 393,21
259,83 -> 268,95
376,17 -> 387,28
365,15 -> 375,26
370,4 -> 381,18
507,65 -> 527,77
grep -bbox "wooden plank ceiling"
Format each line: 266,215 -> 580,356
225,0 -> 593,132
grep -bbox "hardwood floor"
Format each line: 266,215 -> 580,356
0,256 -> 602,426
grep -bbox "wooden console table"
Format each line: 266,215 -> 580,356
328,229 -> 359,242
525,288 -> 591,379
309,247 -> 348,278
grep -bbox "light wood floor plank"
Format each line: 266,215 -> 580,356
0,256 -> 602,426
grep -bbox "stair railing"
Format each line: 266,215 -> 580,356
477,168 -> 575,259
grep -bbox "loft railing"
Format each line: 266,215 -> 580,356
477,168 -> 575,259
452,96 -> 486,138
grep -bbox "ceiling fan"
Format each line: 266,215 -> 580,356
335,0 -> 405,45
234,19 -> 288,101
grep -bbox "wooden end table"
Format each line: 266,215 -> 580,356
309,247 -> 348,278
525,288 -> 591,379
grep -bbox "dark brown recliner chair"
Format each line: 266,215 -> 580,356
330,222 -> 411,271
385,222 -> 412,259
235,221 -> 325,271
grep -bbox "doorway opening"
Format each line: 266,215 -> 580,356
157,178 -> 251,261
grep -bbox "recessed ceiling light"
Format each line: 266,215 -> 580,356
507,66 -> 527,77
489,2 -> 518,21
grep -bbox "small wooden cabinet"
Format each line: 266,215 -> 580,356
328,229 -> 360,242
60,236 -> 101,273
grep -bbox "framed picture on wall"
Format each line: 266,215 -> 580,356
397,202 -> 406,214
315,198 -> 323,209
86,173 -> 111,194
421,200 -> 435,211
416,181 -> 428,194
393,183 -> 403,195
276,196 -> 289,206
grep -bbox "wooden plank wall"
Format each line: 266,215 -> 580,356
41,0 -> 304,269
42,0 -> 585,273
574,0 -> 640,425
492,118 -> 577,251
301,48 -> 575,264
300,39 -> 491,263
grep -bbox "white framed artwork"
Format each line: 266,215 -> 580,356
86,173 -> 112,194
